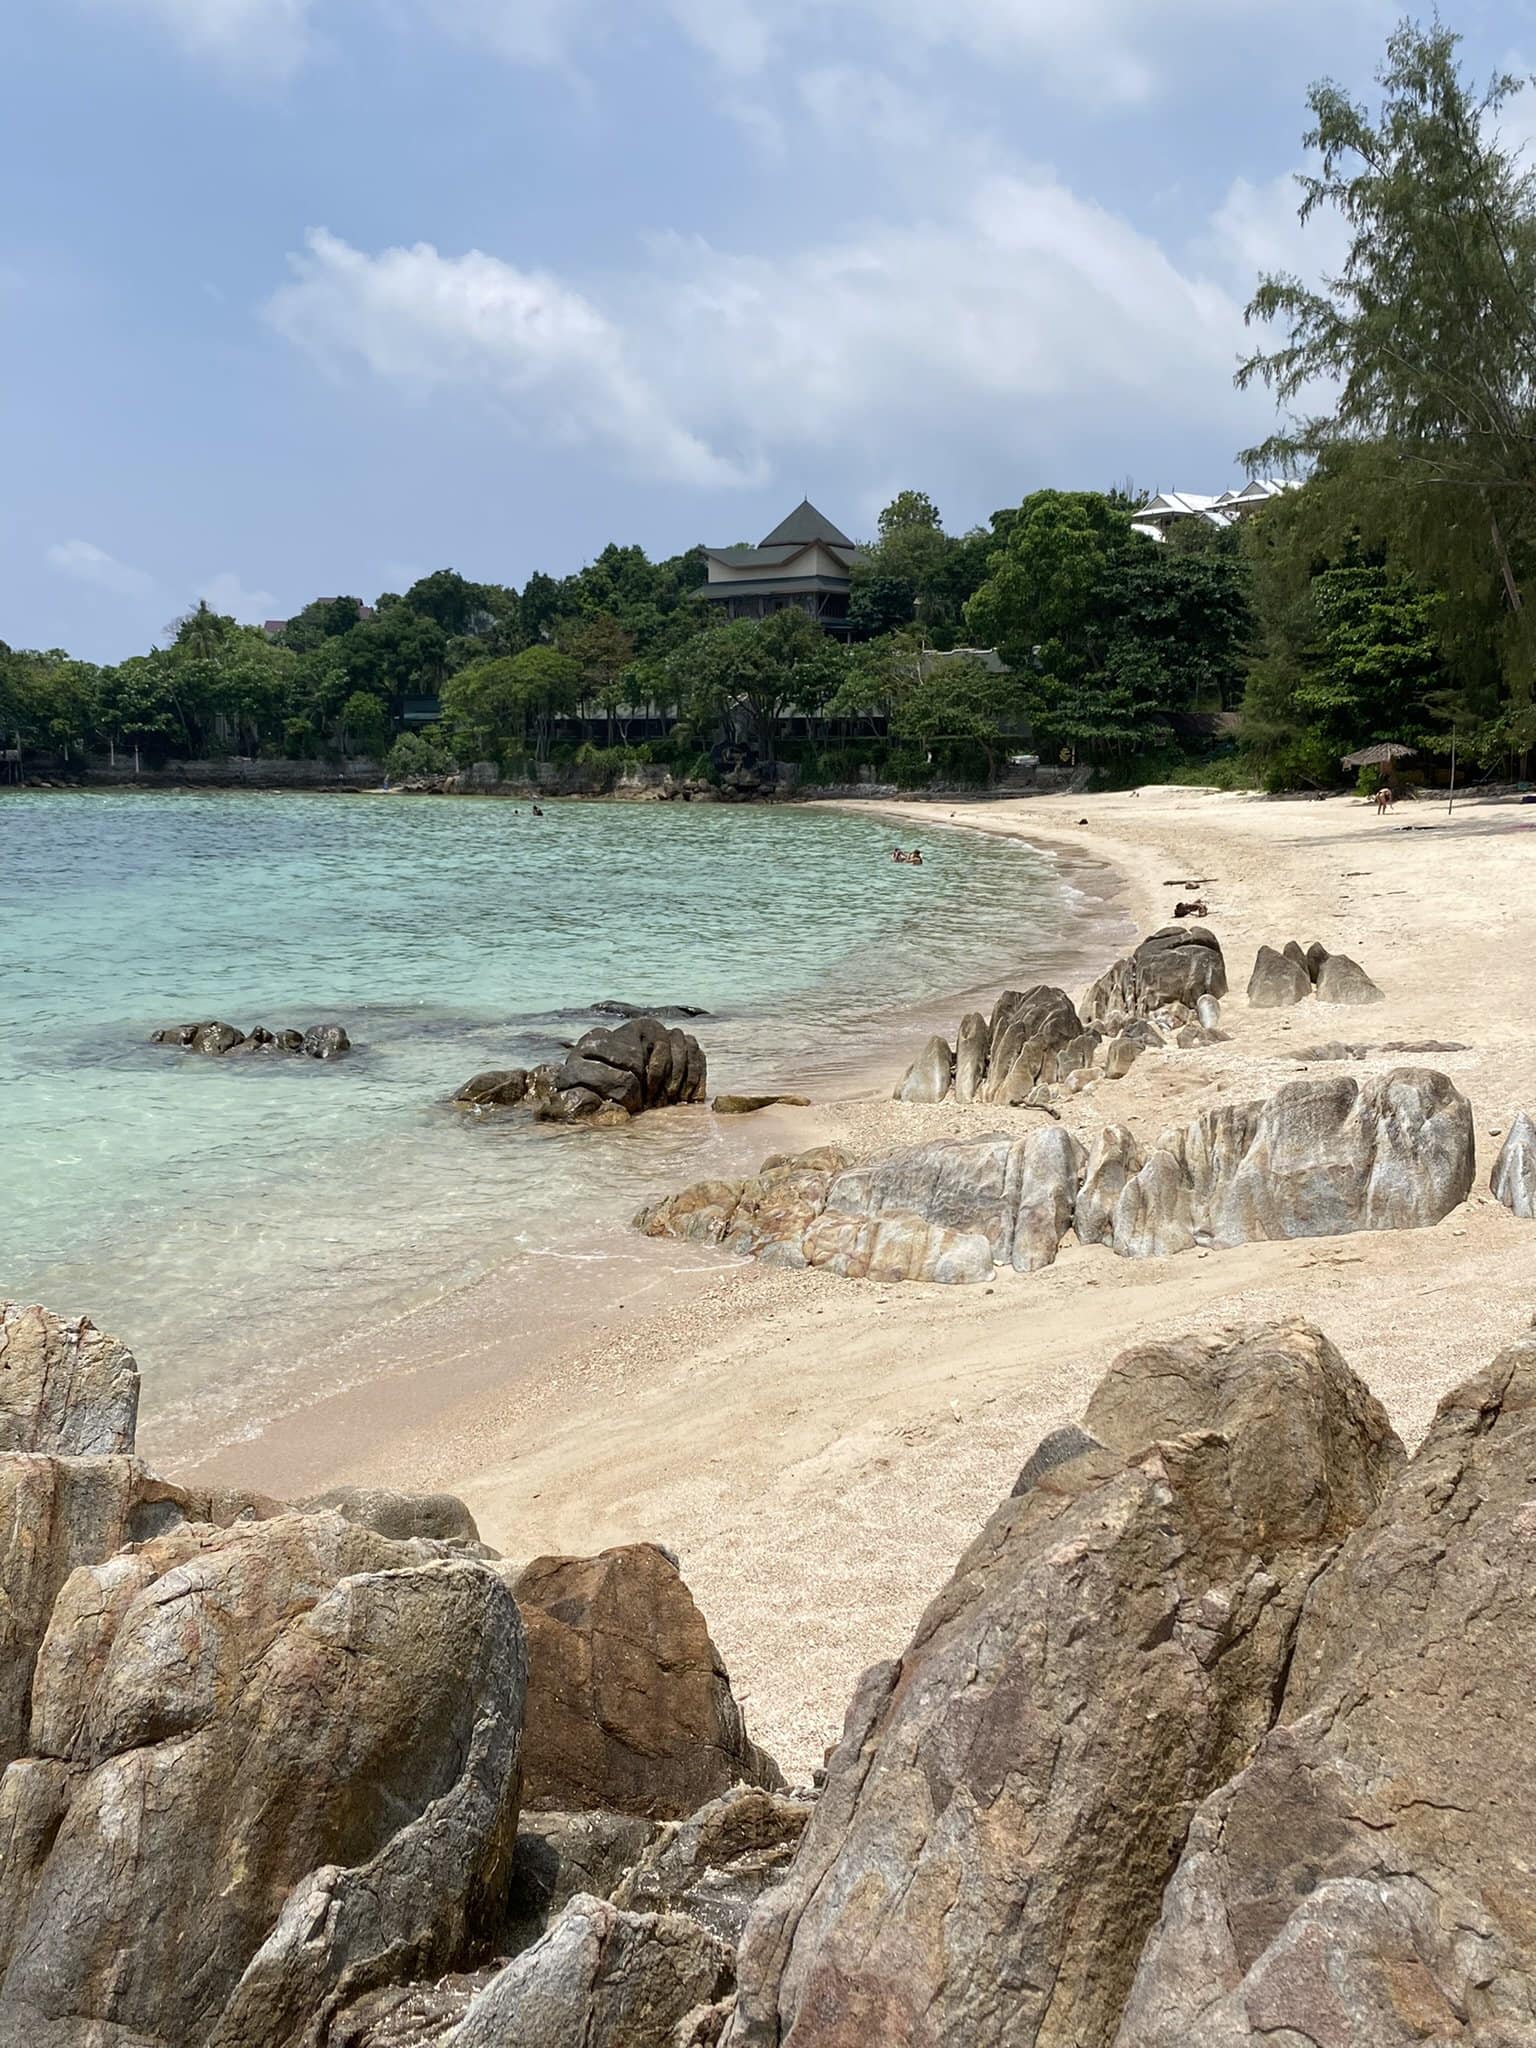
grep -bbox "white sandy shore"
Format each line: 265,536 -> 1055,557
175,786 -> 1536,1780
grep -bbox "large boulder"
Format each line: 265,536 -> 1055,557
1245,945 -> 1311,1008
0,1511 -> 526,2048
1490,1108 -> 1536,1217
952,1012 -> 990,1104
533,1017 -> 707,1125
1081,927 -> 1227,1025
641,1133 -> 1083,1284
727,1323 -> 1401,2048
892,1034 -> 953,1104
513,1544 -> 783,1821
1116,1333 -> 1536,2044
1107,1067 -> 1474,1253
451,1894 -> 732,2048
0,1302 -> 138,1456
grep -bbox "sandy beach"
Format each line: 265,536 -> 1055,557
174,785 -> 1536,1780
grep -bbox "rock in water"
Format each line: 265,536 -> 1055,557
711,1094 -> 812,1115
1490,1108 -> 1536,1217
453,1068 -> 530,1109
1081,927 -> 1227,1025
0,1302 -> 139,1456
451,1894 -> 732,2048
1115,1333 -> 1536,2045
513,1544 -> 783,1820
303,1022 -> 351,1058
534,1016 -> 707,1124
0,1512 -> 526,2048
726,1323 -> 1401,2048
893,1034 -> 954,1104
1245,944 -> 1311,1008
1313,951 -> 1385,1004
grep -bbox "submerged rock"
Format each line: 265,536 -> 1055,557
151,1019 -> 351,1059
513,1543 -> 783,1821
727,1322 -> 1401,2048
453,1067 -> 531,1110
1116,1333 -> 1536,2044
711,1093 -> 812,1114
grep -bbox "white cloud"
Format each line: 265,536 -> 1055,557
88,0 -> 315,80
263,227 -> 757,487
46,539 -> 156,599
266,167 -> 1279,493
198,570 -> 278,620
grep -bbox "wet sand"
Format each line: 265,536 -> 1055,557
169,785 -> 1536,1779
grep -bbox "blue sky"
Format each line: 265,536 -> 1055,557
2,0 -> 1529,659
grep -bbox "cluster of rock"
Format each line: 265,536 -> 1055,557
639,1065 -> 1475,1284
0,1301 -> 791,2048
151,1019 -> 352,1058
726,1317 -> 1536,2046
1247,938 -> 1383,1007
455,1015 -> 708,1127
897,930 -> 1234,1111
11,1300 -> 1536,2045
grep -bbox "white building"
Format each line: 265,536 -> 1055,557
1131,479 -> 1299,542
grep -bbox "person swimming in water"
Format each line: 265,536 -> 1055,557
910,848 -> 924,865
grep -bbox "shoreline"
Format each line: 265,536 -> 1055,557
322,783 -> 1536,1780
144,816 -> 1131,1493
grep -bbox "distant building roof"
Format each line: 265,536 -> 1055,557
1131,480 -> 1299,542
759,499 -> 855,549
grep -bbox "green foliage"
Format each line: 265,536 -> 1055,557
338,691 -> 391,760
889,656 -> 1023,780
385,728 -> 459,780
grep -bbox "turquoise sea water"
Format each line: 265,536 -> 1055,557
2,791 -> 1103,1438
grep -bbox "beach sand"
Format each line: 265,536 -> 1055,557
171,785 -> 1536,1780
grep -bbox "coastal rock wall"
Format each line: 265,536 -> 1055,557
639,1069 -> 1475,1284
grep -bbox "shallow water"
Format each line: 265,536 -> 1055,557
2,790 -> 1106,1435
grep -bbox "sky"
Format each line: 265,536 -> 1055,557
2,0 -> 1531,660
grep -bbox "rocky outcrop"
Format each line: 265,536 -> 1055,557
1245,944 -> 1311,1007
0,1511 -> 526,2048
1116,1333 -> 1536,2044
0,1302 -> 138,1456
1314,950 -> 1385,1004
1110,1067 -> 1474,1252
151,1019 -> 351,1057
1080,925 -> 1227,1025
513,1544 -> 783,1821
1490,1108 -> 1536,1217
507,1810 -> 663,1951
452,1894 -> 733,2048
639,1132 -> 1086,1284
531,1015 -> 708,1125
727,1323 -> 1401,2048
894,985 -> 1092,1107
642,1069 -> 1473,1284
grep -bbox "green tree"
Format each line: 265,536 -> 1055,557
338,690 -> 391,759
1239,22 -> 1536,714
889,656 -> 1023,781
279,596 -> 365,652
560,612 -> 637,742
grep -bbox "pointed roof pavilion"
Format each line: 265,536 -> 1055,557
758,499 -> 856,550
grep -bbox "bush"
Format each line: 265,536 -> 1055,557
386,728 -> 459,780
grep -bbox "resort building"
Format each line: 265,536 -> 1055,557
1131,479 -> 1298,542
702,500 -> 860,634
